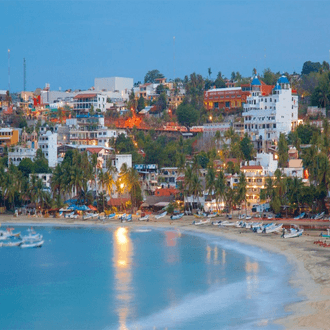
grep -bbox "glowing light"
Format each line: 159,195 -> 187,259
115,227 -> 128,245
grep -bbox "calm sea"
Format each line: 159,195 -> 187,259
0,225 -> 300,330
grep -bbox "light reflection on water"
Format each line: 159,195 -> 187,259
113,227 -> 133,330
245,257 -> 260,300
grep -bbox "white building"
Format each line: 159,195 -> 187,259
8,147 -> 36,166
73,93 -> 107,114
249,152 -> 278,176
94,77 -> 133,95
112,154 -> 132,172
38,130 -> 58,167
29,173 -> 53,189
243,74 -> 298,152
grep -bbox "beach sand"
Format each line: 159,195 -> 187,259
2,214 -> 330,330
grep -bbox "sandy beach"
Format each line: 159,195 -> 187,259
2,214 -> 330,330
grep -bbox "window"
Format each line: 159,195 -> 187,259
214,102 -> 219,108
270,98 -> 272,102
225,102 -> 230,108
273,124 -> 276,128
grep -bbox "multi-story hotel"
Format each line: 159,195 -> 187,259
204,86 -> 251,111
243,74 -> 298,152
73,93 -> 107,114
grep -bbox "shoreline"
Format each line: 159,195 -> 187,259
2,215 -> 330,329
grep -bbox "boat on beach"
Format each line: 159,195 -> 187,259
155,211 -> 167,219
107,213 -> 116,219
121,214 -> 132,222
282,225 -> 304,238
138,215 -> 149,221
218,221 -> 236,227
193,219 -> 210,226
170,213 -> 184,220
207,212 -> 218,218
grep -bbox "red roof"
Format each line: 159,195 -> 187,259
86,147 -> 103,154
154,188 -> 178,196
74,93 -> 97,99
241,165 -> 263,170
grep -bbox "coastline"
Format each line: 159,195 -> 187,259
3,214 -> 330,329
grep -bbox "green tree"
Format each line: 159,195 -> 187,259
176,104 -> 199,128
18,158 -> 35,178
137,95 -> 145,112
144,69 -> 164,83
301,61 -> 322,75
278,133 -> 288,167
240,133 -> 255,163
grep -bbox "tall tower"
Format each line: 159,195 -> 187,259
23,58 -> 26,92
8,49 -> 10,93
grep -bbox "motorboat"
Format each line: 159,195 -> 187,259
282,226 -> 304,238
320,229 -> 330,238
121,214 -> 132,222
65,212 -> 74,219
108,213 -> 116,219
212,220 -> 222,226
20,233 -> 43,241
194,212 -> 207,218
3,241 -> 22,247
170,213 -> 184,220
21,240 -> 44,248
264,223 -> 283,234
83,213 -> 93,220
138,215 -> 149,221
193,219 -> 210,226
207,212 -> 218,218
314,212 -> 325,220
294,212 -> 305,220
155,211 -> 167,219
245,215 -> 252,220
219,221 -> 236,227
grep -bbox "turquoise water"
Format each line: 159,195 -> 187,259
0,225 -> 299,330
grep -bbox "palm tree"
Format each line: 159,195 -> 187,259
237,172 -> 247,213
190,173 -> 203,210
205,165 -> 216,197
214,170 -> 226,212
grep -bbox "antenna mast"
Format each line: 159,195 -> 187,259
23,58 -> 26,91
8,49 -> 10,93
173,36 -> 176,80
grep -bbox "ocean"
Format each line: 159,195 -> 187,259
0,225 -> 299,330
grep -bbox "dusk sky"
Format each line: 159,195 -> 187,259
1,0 -> 330,92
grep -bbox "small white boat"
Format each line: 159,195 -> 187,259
212,220 -> 222,226
138,215 -> 149,221
282,226 -> 304,238
108,213 -> 116,219
170,213 -> 184,220
21,240 -> 44,248
155,211 -> 167,219
70,214 -> 78,219
3,241 -> 22,247
20,233 -> 43,241
235,221 -> 245,228
194,212 -> 206,218
121,214 -> 132,222
264,223 -> 283,234
245,215 -> 252,220
83,213 -> 93,220
65,212 -> 74,219
193,219 -> 210,226
207,212 -> 218,218
219,221 -> 236,227
314,212 -> 325,220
